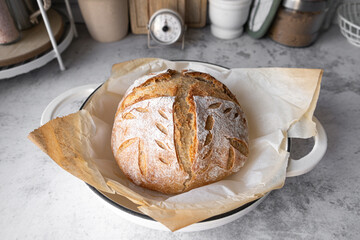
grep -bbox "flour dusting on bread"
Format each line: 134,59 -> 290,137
111,69 -> 249,194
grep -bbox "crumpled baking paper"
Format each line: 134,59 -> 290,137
28,58 -> 323,231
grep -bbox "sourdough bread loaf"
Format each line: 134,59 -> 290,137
111,69 -> 249,194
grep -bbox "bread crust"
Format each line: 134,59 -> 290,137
111,70 -> 249,194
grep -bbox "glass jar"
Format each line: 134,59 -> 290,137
268,0 -> 328,47
0,0 -> 21,45
6,0 -> 33,31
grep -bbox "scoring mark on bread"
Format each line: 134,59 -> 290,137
223,108 -> 232,114
155,140 -> 167,150
117,138 -> 137,154
204,132 -> 213,146
194,77 -> 208,83
197,164 -> 210,175
166,143 -> 173,150
205,115 -> 214,130
227,147 -> 235,170
135,107 -> 149,113
122,112 -> 136,119
203,148 -> 213,159
208,102 -> 222,109
159,157 -> 169,165
228,138 -> 249,157
138,139 -> 146,176
155,122 -> 168,135
158,109 -> 168,120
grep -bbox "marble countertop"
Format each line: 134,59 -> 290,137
1,24 -> 359,239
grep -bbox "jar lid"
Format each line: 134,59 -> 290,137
282,0 -> 328,12
247,0 -> 282,39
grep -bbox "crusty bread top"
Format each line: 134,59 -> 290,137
112,70 -> 249,194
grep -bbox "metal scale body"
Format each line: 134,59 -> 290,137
147,9 -> 186,49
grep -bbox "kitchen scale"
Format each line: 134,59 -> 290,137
147,9 -> 186,49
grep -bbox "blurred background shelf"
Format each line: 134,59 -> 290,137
0,9 -> 64,67
0,0 -> 77,80
0,13 -> 74,80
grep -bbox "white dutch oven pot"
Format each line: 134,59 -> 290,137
41,62 -> 327,232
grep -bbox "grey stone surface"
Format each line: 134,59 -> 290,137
0,24 -> 359,239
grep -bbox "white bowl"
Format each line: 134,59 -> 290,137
41,61 -> 327,232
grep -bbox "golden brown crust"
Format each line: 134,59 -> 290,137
111,70 -> 249,194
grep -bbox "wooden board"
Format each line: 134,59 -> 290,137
130,0 -> 207,34
0,9 -> 64,67
185,0 -> 207,28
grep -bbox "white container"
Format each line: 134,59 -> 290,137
78,0 -> 129,43
209,0 -> 253,39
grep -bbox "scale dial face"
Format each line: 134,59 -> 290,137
149,10 -> 183,45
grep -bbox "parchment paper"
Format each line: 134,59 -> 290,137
28,58 -> 323,231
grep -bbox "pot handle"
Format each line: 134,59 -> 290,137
286,117 -> 327,177
40,84 -> 100,125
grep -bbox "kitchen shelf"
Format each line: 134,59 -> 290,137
0,20 -> 74,79
0,0 -> 77,80
0,9 -> 64,68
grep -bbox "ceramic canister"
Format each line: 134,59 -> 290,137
209,0 -> 253,39
78,0 -> 129,42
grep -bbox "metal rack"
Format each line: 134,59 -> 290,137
338,2 -> 360,47
0,0 -> 78,79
